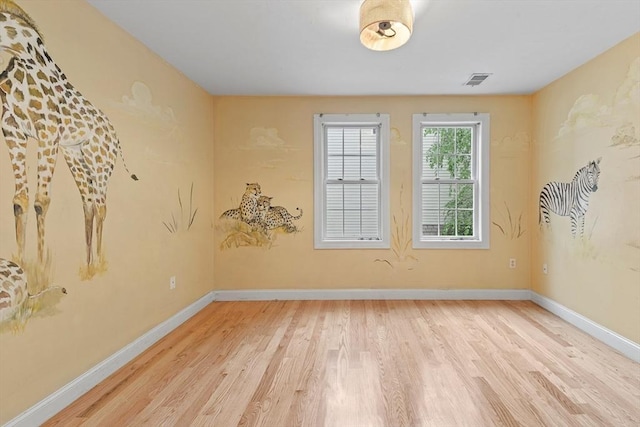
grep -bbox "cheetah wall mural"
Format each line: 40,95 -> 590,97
0,1 -> 137,276
219,182 -> 303,249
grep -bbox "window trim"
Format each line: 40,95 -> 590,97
314,113 -> 390,249
412,113 -> 490,249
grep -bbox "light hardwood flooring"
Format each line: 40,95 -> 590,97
44,300 -> 640,426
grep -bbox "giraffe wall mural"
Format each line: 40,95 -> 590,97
0,0 -> 137,273
0,0 -> 216,419
0,257 -> 66,328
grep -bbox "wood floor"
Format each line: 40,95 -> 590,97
45,300 -> 640,426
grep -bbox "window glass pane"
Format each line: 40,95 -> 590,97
361,184 -> 378,210
326,126 -> 380,182
361,156 -> 377,180
343,156 -> 361,180
421,183 -> 439,210
361,131 -> 377,156
422,182 -> 475,238
442,157 -> 454,180
344,210 -> 362,237
456,127 -> 473,154
327,155 -> 343,180
326,210 -> 344,238
327,128 -> 343,154
421,184 -> 440,236
455,154 -> 471,179
423,128 -> 459,180
343,128 -> 361,156
325,183 -> 380,239
422,130 -> 440,180
343,185 -> 361,210
326,184 -> 343,210
422,211 -> 439,236
457,183 -> 474,209
455,182 -> 474,236
361,210 -> 379,237
439,183 -> 456,236
327,127 -> 344,180
457,209 -> 473,236
423,127 -> 475,180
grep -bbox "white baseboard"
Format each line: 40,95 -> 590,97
5,291 -> 216,427
530,292 -> 640,363
214,288 -> 531,301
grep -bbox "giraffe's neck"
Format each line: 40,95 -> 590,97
0,11 -> 65,86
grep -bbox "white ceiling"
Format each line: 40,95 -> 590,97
86,0 -> 640,96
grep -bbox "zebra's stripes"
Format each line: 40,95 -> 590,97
539,157 -> 601,237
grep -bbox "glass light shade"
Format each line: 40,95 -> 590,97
359,0 -> 413,51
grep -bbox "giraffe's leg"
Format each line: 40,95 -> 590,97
61,146 -> 94,266
34,139 -> 59,263
90,172 -> 112,264
84,132 -> 116,266
83,202 -> 95,266
13,191 -> 28,264
95,200 -> 106,262
2,128 -> 29,263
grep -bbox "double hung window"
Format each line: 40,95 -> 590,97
314,114 -> 390,249
412,113 -> 490,249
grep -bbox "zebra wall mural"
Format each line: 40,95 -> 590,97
539,157 -> 602,237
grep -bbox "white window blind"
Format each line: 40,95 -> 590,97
326,126 -> 380,239
314,114 -> 390,249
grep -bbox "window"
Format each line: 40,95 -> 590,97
412,113 -> 490,249
314,114 -> 390,249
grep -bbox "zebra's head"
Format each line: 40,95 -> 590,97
587,157 -> 601,192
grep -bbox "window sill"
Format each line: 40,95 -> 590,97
412,240 -> 489,250
315,239 -> 390,250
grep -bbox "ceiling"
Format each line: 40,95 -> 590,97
85,0 -> 640,96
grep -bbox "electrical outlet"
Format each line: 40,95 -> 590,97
509,258 -> 516,269
170,276 -> 176,289
543,264 -> 548,274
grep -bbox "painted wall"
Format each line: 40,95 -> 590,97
213,96 -> 532,290
3,1 -> 634,422
0,1 -> 214,422
532,33 -> 640,344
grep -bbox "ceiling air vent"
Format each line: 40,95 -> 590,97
464,73 -> 491,87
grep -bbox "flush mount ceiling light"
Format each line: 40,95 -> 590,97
359,0 -> 413,51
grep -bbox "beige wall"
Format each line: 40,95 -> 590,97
0,1 -> 215,422
1,0 -> 636,422
532,33 -> 640,343
213,96 -> 532,290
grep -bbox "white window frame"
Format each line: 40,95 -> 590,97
314,113 -> 390,249
412,113 -> 490,249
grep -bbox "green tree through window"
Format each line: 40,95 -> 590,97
424,127 -> 473,236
